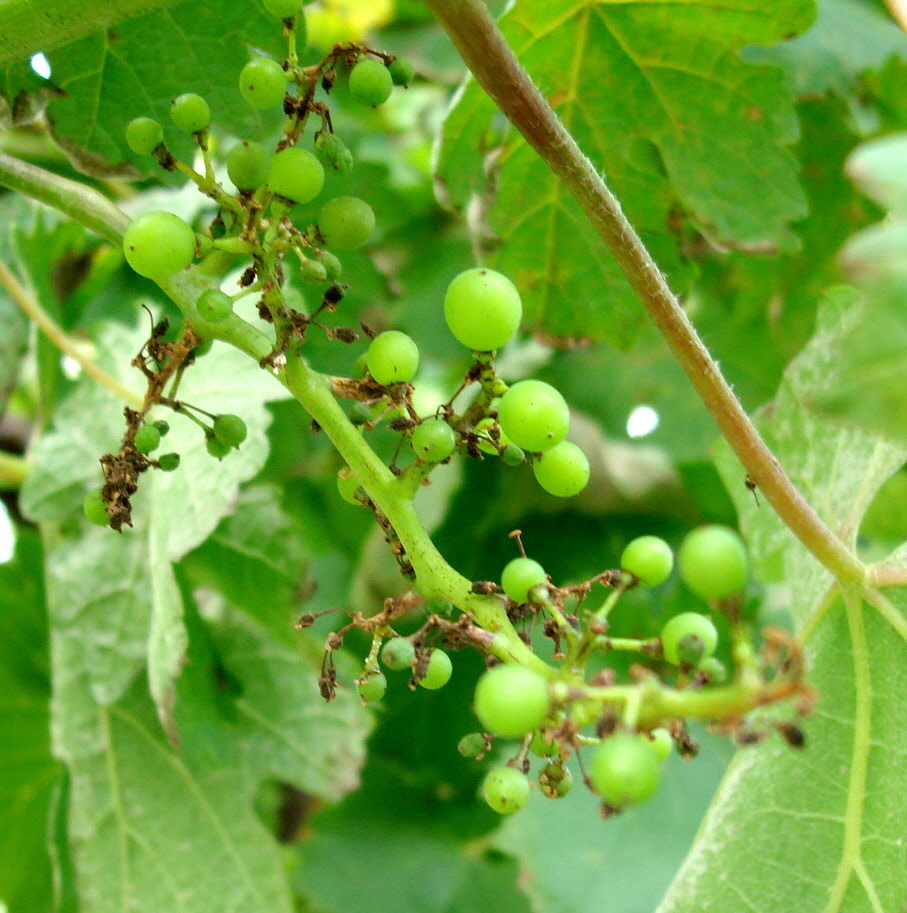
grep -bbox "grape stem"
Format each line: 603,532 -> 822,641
420,0 -> 865,586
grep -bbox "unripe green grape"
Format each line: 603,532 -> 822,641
443,267 -> 522,352
678,524 -> 749,600
621,535 -> 674,587
348,57 -> 394,107
501,556 -> 547,603
381,637 -> 415,670
300,259 -> 328,283
530,730 -> 558,757
348,402 -> 373,426
474,664 -> 550,738
170,93 -> 210,133
388,57 -> 415,86
419,649 -> 452,690
83,488 -> 109,526
532,440 -> 589,498
660,611 -> 718,667
123,211 -> 196,279
268,147 -> 325,203
239,56 -> 287,108
591,733 -> 661,807
540,762 -> 573,798
337,469 -> 360,504
698,656 -> 728,683
318,250 -> 342,281
262,0 -> 300,17
317,196 -> 375,250
482,766 -> 530,815
366,330 -> 419,385
157,453 -> 180,471
125,117 -> 163,155
134,423 -> 162,454
501,443 -> 525,467
411,418 -> 456,462
457,732 -> 487,759
213,414 -> 247,448
226,140 -> 271,191
196,289 -> 233,322
206,436 -> 231,460
357,672 -> 387,703
473,417 -> 508,455
314,132 -> 353,172
648,728 -> 673,762
497,380 -> 569,453
152,420 -> 170,436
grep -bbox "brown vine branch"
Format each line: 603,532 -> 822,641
421,0 -> 865,585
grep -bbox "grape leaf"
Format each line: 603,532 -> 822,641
434,0 -> 810,345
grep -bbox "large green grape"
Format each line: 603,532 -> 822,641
497,380 -> 569,452
317,196 -> 375,250
226,141 -> 271,191
239,57 -> 287,108
170,93 -> 210,133
591,733 -> 661,807
366,331 -> 419,385
418,649 -> 452,690
411,418 -> 456,462
500,556 -> 547,602
532,440 -> 589,497
443,268 -> 522,351
267,148 -> 325,203
474,664 -> 549,738
348,57 -> 393,106
678,525 -> 748,600
660,611 -> 718,667
620,535 -> 674,587
482,766 -> 530,814
123,211 -> 196,279
125,117 -> 163,155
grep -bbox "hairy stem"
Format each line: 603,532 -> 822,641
421,0 -> 865,585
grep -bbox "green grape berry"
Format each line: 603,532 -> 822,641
678,524 -> 749,600
443,268 -> 522,352
501,556 -> 547,603
170,93 -> 210,133
411,418 -> 456,462
474,664 -> 550,738
482,766 -> 531,815
300,259 -> 328,283
348,57 -> 394,107
660,611 -> 718,667
267,147 -> 325,203
366,330 -> 419,385
648,728 -> 673,762
502,443 -> 525,466
621,535 -> 674,587
239,56 -> 287,108
591,732 -> 661,807
532,440 -> 589,498
540,762 -> 573,798
314,132 -> 353,172
530,730 -> 559,757
698,656 -> 728,683
197,289 -> 233,323
157,453 -> 181,471
357,672 -> 387,703
123,211 -> 197,279
317,196 -> 375,250
497,380 -> 569,453
337,469 -> 361,504
83,488 -> 109,526
262,0 -> 301,17
457,732 -> 487,759
152,420 -> 170,436
381,637 -> 415,670
387,57 -> 415,87
134,423 -> 162,454
473,417 -> 508,455
226,140 -> 271,191
318,250 -> 342,281
418,649 -> 452,690
206,436 -> 231,460
212,414 -> 247,449
125,117 -> 163,155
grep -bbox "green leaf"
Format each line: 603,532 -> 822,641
0,277 -> 27,418
435,0 -> 810,345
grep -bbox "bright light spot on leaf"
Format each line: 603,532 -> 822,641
0,501 -> 15,564
30,53 -> 51,79
626,405 -> 659,438
61,356 -> 81,379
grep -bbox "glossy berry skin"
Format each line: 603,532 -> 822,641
678,524 -> 748,600
381,637 -> 415,670
591,733 -> 661,807
532,440 -> 589,498
134,424 -> 161,454
239,57 -> 287,108
482,766 -> 530,815
348,57 -> 394,107
411,418 -> 456,462
357,672 -> 387,703
170,93 -> 210,133
212,414 -> 247,448
660,611 -> 718,667
621,535 -> 674,587
317,196 -> 375,250
501,556 -> 547,603
443,268 -> 522,352
123,211 -> 196,279
226,141 -> 271,191
125,117 -> 163,155
366,330 -> 419,385
388,57 -> 415,86
83,488 -> 109,526
474,664 -> 549,738
268,148 -> 324,204
419,649 -> 452,690
262,0 -> 301,16
497,380 -> 569,453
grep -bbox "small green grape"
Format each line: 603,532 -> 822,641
123,211 -> 197,279
648,728 -> 673,762
152,420 -> 170,436
357,672 -> 387,702
540,762 -> 573,798
212,414 -> 247,449
262,0 -> 300,17
157,453 -> 181,471
388,57 -> 415,86
621,535 -> 674,587
267,147 -> 325,203
83,488 -> 109,526
239,56 -> 287,108
698,656 -> 728,683
419,649 -> 452,690
134,423 -> 162,454
314,132 -> 353,172
206,436 -> 231,460
497,380 -> 569,453
125,117 -> 163,155
443,268 -> 522,352
381,637 -> 415,670
170,93 -> 210,133
591,733 -> 661,807
300,259 -> 328,283
337,469 -> 360,504
348,57 -> 394,107
532,441 -> 589,498
501,443 -> 525,467
226,140 -> 271,191
660,611 -> 718,667
678,525 -> 749,600
474,664 -> 550,738
366,330 -> 419,385
197,289 -> 233,323
317,196 -> 375,250
482,766 -> 531,815
501,556 -> 547,603
457,732 -> 487,759
318,250 -> 342,281
411,418 -> 456,462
